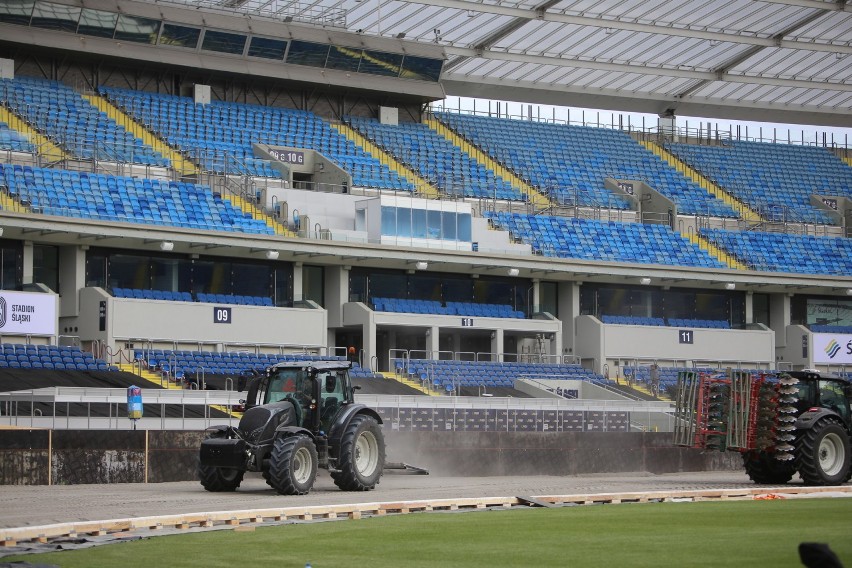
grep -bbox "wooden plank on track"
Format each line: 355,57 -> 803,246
3,486 -> 851,547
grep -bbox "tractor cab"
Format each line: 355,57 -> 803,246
245,360 -> 356,432
786,371 -> 852,427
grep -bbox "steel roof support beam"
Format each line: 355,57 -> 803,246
441,75 -> 852,126
675,9 -> 833,99
417,0 -> 852,54
444,0 -> 561,72
443,48 -> 852,93
759,0 -> 850,11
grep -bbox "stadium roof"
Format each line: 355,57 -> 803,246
188,0 -> 852,126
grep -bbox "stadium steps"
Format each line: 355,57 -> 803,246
626,380 -> 671,402
117,363 -> 242,416
223,191 -> 293,237
0,189 -> 26,213
83,95 -> 290,237
81,93 -> 198,177
381,370 -> 440,397
425,116 -> 553,210
686,232 -> 749,270
329,122 -> 441,198
0,106 -> 66,164
639,140 -> 762,223
0,167 -> 27,213
841,155 -> 852,168
117,363 -> 183,390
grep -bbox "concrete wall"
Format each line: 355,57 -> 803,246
576,315 -> 775,373
384,431 -> 741,477
275,187 -> 367,232
75,288 -> 327,351
0,429 -> 740,485
471,217 -> 531,255
784,325 -> 810,368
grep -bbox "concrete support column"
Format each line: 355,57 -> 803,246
450,332 -> 461,354
531,279 -> 541,313
58,245 -> 86,318
325,265 -> 349,328
22,240 -> 33,285
558,282 -> 580,358
292,262 -> 303,302
0,58 -> 13,80
550,330 -> 563,360
744,291 -> 754,325
769,293 -> 792,350
490,328 -> 504,361
658,109 -> 676,139
426,326 -> 439,357
362,317 -> 377,370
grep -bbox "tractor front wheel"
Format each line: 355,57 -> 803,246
741,450 -> 795,485
198,464 -> 245,492
332,415 -> 385,491
796,419 -> 851,486
268,434 -> 318,495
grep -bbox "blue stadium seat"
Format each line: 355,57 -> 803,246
98,86 -> 415,190
487,211 -> 725,268
436,112 -> 736,216
701,229 -> 851,275
1,77 -> 169,166
667,140 -> 849,224
0,163 -> 275,236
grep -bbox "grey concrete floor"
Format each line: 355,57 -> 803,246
0,469 -> 781,529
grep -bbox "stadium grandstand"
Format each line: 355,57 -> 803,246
0,0 -> 850,427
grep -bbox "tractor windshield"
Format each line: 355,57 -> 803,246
266,368 -> 311,405
819,380 -> 850,422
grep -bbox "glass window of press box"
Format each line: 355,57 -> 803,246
85,249 -> 293,307
792,296 -> 852,328
114,14 -> 160,44
579,283 -> 744,327
30,1 -> 79,32
32,244 -> 59,294
380,206 -> 471,242
0,240 -> 24,290
349,268 -> 529,313
159,23 -> 201,49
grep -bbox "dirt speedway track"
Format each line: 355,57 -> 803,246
0,470 -> 837,529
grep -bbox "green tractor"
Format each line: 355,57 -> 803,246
198,360 -> 385,495
674,369 -> 851,486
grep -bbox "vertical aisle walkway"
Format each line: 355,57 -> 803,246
425,116 -> 553,210
85,93 -> 292,237
330,122 -> 441,198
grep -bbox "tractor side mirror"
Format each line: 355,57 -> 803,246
353,385 -> 362,390
325,375 -> 337,393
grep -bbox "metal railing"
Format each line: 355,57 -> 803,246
0,387 -> 243,430
430,102 -> 852,152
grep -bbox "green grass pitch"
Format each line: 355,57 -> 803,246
7,498 -> 852,567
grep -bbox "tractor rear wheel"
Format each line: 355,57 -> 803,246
796,419 -> 851,486
741,450 -> 795,484
198,464 -> 245,492
332,415 -> 385,491
268,434 -> 318,495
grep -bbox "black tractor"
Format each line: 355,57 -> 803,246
741,370 -> 851,486
675,369 -> 852,486
198,360 -> 385,495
